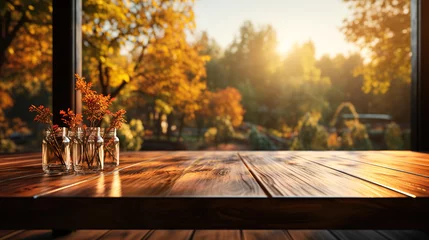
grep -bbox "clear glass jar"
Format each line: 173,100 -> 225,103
103,128 -> 120,167
42,127 -> 72,174
72,127 -> 104,174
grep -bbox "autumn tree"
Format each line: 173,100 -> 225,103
0,0 -> 51,152
0,0 -> 51,86
82,0 -> 207,98
342,0 -> 410,94
222,21 -> 280,125
195,87 -> 245,142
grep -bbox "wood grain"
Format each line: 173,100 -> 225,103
193,230 -> 241,240
243,230 -> 291,240
146,230 -> 193,240
377,230 -> 429,240
3,230 -> 428,240
100,230 -> 150,240
239,152 -> 403,197
0,152 -> 169,197
316,151 -> 429,177
45,152 -> 201,197
297,152 -> 429,197
3,230 -> 52,240
168,152 -> 265,196
331,230 -> 387,240
1,151 -> 429,230
287,230 -> 336,240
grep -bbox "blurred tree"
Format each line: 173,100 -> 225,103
290,112 -> 329,150
0,0 -> 51,88
196,31 -> 224,90
222,21 -> 280,125
276,41 -> 331,126
195,87 -> 245,140
342,0 -> 410,94
317,54 -> 368,119
83,0 -> 208,99
0,0 -> 51,152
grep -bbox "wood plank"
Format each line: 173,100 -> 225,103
4,230 -> 52,240
321,151 -> 429,177
297,152 -> 429,197
44,152 -> 202,197
100,230 -> 150,240
239,152 -> 403,197
2,198 -> 428,229
58,230 -> 109,239
377,230 -> 429,240
0,165 -> 44,182
288,230 -> 337,240
0,152 -> 169,197
243,230 -> 292,240
193,230 -> 241,240
0,153 -> 40,162
0,230 -> 22,239
168,152 -> 265,196
331,230 -> 387,240
146,230 -> 193,240
0,158 -> 39,167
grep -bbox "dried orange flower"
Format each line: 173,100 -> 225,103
60,108 -> 83,129
29,105 -> 53,125
109,109 -> 127,130
75,74 -> 112,127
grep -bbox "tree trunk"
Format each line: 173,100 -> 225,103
177,115 -> 185,143
195,115 -> 204,142
166,113 -> 174,141
155,112 -> 162,140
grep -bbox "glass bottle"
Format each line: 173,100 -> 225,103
42,127 -> 71,174
73,127 -> 104,174
103,128 -> 120,167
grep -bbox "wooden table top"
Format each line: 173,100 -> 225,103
1,151 -> 429,229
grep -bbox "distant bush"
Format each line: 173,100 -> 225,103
248,126 -> 277,150
214,116 -> 235,143
204,127 -> 218,144
341,120 -> 372,150
384,122 -> 404,150
204,116 -> 235,144
118,119 -> 145,151
330,102 -> 372,150
290,112 -> 329,150
0,139 -> 17,153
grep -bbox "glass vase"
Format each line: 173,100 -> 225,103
72,127 -> 104,174
42,127 -> 72,174
103,128 -> 120,167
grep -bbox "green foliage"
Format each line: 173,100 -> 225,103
248,127 -> 277,150
290,113 -> 329,150
118,119 -> 144,151
384,122 -> 404,150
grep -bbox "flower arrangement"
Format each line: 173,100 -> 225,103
29,74 -> 126,174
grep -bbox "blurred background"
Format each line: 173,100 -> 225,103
0,0 -> 411,152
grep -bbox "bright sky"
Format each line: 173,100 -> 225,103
194,0 -> 359,59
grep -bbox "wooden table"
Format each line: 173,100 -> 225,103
0,151 -> 429,230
